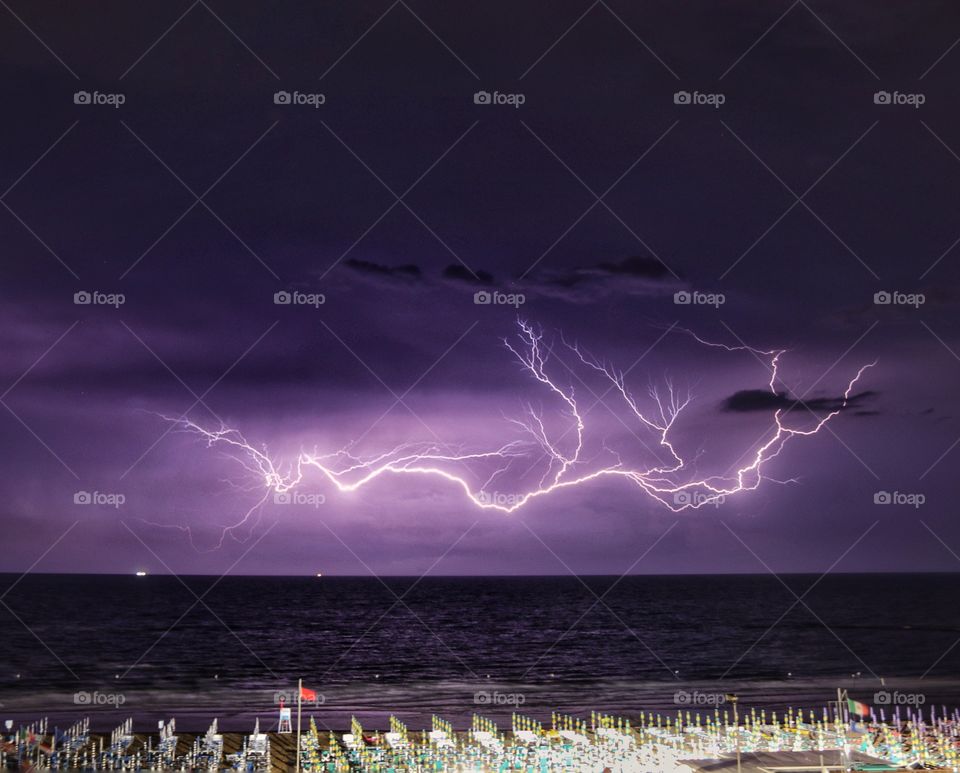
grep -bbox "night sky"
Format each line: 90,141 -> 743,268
2,0 -> 959,576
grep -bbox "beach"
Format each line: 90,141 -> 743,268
6,701 -> 960,771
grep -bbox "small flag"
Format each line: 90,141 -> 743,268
847,697 -> 869,717
300,685 -> 317,702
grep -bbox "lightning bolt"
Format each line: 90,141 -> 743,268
153,321 -> 874,549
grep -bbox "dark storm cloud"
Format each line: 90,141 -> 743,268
520,256 -> 681,302
344,258 -> 423,284
337,252 -> 681,308
340,260 -> 499,289
441,264 -> 494,285
723,389 -> 878,414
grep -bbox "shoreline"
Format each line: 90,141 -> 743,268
3,677 -> 958,732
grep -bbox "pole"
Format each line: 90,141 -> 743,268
837,687 -> 847,768
296,678 -> 302,773
732,697 -> 741,773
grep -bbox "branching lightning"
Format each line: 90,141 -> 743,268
158,321 -> 874,548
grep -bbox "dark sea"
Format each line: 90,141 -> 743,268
1,574 -> 958,731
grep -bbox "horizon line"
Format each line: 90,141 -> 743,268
0,570 -> 957,578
